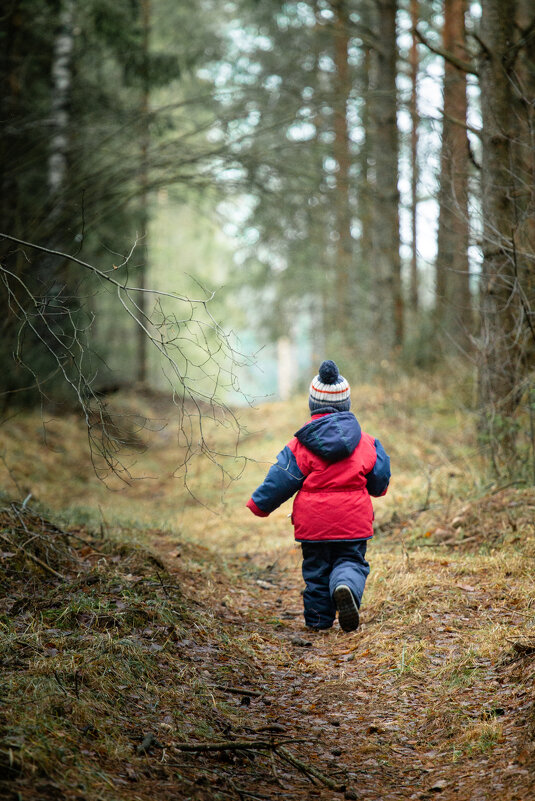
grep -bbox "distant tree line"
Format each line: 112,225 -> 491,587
211,0 -> 535,476
0,0 -> 534,477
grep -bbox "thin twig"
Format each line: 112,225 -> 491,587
214,685 -> 262,697
0,531 -> 65,580
174,738 -> 307,752
275,746 -> 345,792
156,570 -> 171,599
0,233 -> 210,304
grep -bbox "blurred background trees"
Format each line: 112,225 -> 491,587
1,0 -> 534,479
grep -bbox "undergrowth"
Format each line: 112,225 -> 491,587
0,501 -> 266,801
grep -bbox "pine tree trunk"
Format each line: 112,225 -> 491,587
137,0 -> 150,385
514,0 -> 535,371
309,0 -> 329,356
409,0 -> 419,314
331,0 -> 353,352
0,3 -> 22,256
358,39 -> 372,262
356,0 -> 373,351
435,0 -> 471,349
39,0 -> 75,346
370,0 -> 403,353
477,0 -> 530,472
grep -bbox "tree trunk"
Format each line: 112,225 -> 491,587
137,0 -> 150,384
39,0 -> 75,345
409,0 -> 419,314
477,0 -> 532,472
435,0 -> 471,349
331,0 -> 354,352
370,0 -> 403,353
356,0 -> 373,351
514,0 -> 535,371
47,0 -> 74,212
0,2 -> 23,258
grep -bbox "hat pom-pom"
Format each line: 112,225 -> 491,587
318,360 -> 339,384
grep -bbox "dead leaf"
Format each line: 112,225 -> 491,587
256,579 -> 275,590
290,636 -> 312,647
429,779 -> 447,792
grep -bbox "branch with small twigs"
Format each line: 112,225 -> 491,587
168,737 -> 347,793
0,232 -> 255,487
0,530 -> 65,580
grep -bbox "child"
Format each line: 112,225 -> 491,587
246,360 -> 390,632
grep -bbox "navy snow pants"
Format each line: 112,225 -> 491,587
301,540 -> 370,629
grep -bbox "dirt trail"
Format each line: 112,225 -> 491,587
155,527 -> 535,801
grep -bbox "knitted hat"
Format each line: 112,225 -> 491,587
308,360 -> 351,413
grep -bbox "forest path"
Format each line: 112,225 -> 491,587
153,524 -> 535,801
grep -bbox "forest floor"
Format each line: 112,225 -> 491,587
1,374 -> 535,800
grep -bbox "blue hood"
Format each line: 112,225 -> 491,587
294,411 -> 362,463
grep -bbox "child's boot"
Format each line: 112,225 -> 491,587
333,585 -> 360,632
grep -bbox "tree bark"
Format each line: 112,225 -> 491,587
409,0 -> 419,313
477,0 -> 533,471
331,0 -> 354,352
370,0 -> 403,353
435,0 -> 471,348
47,0 -> 74,210
137,0 -> 150,384
39,0 -> 75,346
356,0 -> 373,345
514,0 -> 535,370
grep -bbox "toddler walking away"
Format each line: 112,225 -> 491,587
246,360 -> 390,633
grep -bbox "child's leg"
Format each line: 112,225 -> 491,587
328,541 -> 370,608
301,542 -> 336,629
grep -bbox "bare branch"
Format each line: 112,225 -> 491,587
422,112 -> 482,139
0,233 -> 256,491
0,233 -> 211,304
414,26 -> 478,75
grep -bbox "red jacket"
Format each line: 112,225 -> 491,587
247,409 -> 390,541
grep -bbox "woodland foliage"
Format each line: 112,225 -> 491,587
0,0 -> 534,477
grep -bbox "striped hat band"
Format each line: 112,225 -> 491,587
309,377 -> 350,404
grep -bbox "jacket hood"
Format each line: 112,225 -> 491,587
294,411 -> 362,463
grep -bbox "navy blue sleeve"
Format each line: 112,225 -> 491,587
366,439 -> 391,496
251,446 -> 305,514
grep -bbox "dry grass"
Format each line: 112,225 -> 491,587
0,503 -> 278,800
0,371 -> 484,545
1,372 -> 535,800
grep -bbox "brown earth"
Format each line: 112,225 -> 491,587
144,524 -> 535,801
3,493 -> 535,801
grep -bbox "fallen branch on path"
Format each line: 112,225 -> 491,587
275,745 -> 346,793
254,723 -> 286,733
174,738 -> 307,752
214,685 -> 262,697
171,738 -> 346,793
